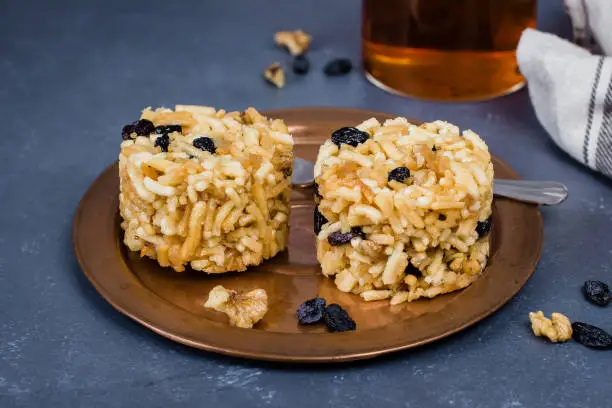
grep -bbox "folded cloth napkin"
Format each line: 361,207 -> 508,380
517,0 -> 612,178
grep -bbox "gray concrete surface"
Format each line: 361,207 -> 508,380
1,0 -> 611,407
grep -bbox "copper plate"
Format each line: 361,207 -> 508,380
73,107 -> 543,363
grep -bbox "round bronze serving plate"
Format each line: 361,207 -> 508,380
73,107 -> 543,363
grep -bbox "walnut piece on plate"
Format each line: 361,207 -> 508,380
529,311 -> 573,343
264,63 -> 285,88
204,285 -> 268,329
274,30 -> 311,55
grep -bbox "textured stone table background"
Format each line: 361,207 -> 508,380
1,0 -> 611,407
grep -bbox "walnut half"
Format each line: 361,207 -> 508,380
529,311 -> 573,343
204,285 -> 268,329
274,30 -> 311,56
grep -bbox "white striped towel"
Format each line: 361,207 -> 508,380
517,0 -> 612,177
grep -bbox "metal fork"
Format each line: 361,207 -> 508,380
292,157 -> 568,205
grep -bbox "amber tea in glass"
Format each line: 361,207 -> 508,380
362,0 -> 537,101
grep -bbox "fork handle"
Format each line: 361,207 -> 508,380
493,180 -> 568,205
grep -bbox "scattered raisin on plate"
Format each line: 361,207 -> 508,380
324,58 -> 353,76
476,216 -> 492,238
296,298 -> 326,325
314,206 -> 328,235
122,119 -> 155,140
154,134 -> 170,152
331,127 -> 369,147
571,322 -> 612,349
323,304 -> 356,332
583,280 -> 611,306
388,167 -> 410,183
292,55 -> 310,75
193,136 -> 216,154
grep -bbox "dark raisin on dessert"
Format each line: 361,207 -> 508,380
155,125 -> 182,134
296,298 -> 326,325
324,58 -> 352,76
438,214 -> 447,221
331,127 -> 369,147
404,263 -> 422,277
121,125 -> 134,140
314,207 -> 328,235
323,304 -> 356,332
328,231 -> 353,246
192,137 -> 216,154
388,167 -> 410,183
476,216 -> 492,238
134,119 -> 155,135
122,119 -> 155,140
313,182 -> 322,200
281,166 -> 292,177
154,134 -> 170,152
350,227 -> 366,240
327,227 -> 365,246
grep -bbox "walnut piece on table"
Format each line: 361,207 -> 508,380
274,30 -> 311,56
529,311 -> 573,343
264,63 -> 285,88
204,285 -> 268,329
